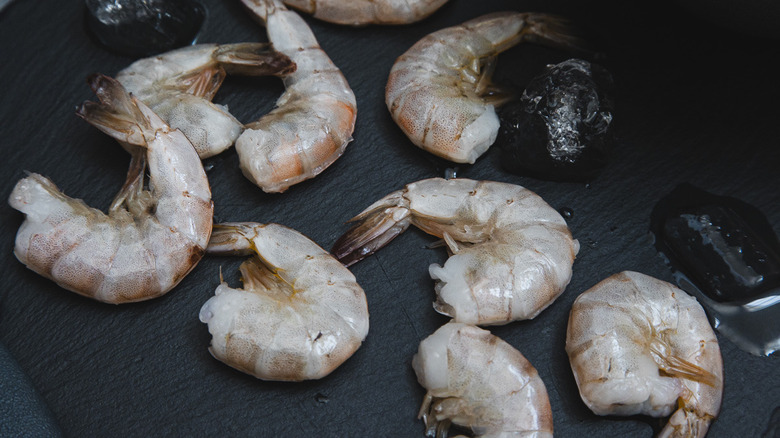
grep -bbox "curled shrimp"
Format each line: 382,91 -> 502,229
237,0 -> 357,193
565,271 -> 724,438
8,75 -> 213,304
199,222 -> 369,381
413,322 -> 554,437
332,178 -> 579,325
117,43 -> 295,159
386,12 -> 583,164
282,0 -> 449,26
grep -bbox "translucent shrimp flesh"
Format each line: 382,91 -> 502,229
9,75 -> 213,304
282,0 -> 449,26
566,271 -> 724,438
237,0 -> 357,193
117,43 -> 295,159
386,12 -> 583,163
199,222 -> 369,381
332,178 -> 579,325
413,322 -> 554,437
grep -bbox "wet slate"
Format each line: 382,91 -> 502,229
651,183 -> 780,304
1,0 -> 779,437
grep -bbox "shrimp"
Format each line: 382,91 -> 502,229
332,178 -> 579,325
413,322 -> 554,437
199,222 -> 369,381
282,0 -> 449,26
117,43 -> 296,159
565,271 -> 724,438
237,0 -> 357,193
386,12 -> 583,164
8,75 -> 213,304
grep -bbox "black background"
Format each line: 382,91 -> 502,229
1,0 -> 779,436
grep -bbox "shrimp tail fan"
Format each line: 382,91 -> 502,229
331,190 -> 411,267
76,74 -> 153,147
214,42 -> 296,76
520,13 -> 592,55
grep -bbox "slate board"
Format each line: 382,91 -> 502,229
1,0 -> 779,436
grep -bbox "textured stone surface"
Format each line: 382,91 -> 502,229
0,343 -> 62,436
1,0 -> 779,436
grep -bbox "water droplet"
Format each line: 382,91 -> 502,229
444,168 -> 458,179
558,207 -> 574,220
315,393 -> 329,404
204,163 -> 215,172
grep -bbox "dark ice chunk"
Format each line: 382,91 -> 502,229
497,58 -> 614,181
650,183 -> 780,303
85,0 -> 206,57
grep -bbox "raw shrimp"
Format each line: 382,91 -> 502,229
386,12 -> 583,164
566,271 -> 724,438
199,222 -> 369,381
413,322 -> 554,437
332,178 -> 579,325
237,0 -> 357,193
8,75 -> 213,304
117,43 -> 295,158
282,0 -> 449,26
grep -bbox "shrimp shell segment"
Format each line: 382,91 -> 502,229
199,222 -> 369,381
282,0 -> 449,26
413,322 -> 554,437
566,271 -> 724,438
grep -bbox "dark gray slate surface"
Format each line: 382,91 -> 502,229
1,0 -> 778,436
0,342 -> 62,436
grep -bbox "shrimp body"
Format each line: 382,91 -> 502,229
282,0 -> 449,26
117,43 -> 295,158
566,271 -> 723,438
237,0 -> 357,193
413,322 -> 553,437
332,178 -> 579,325
9,75 -> 212,304
199,222 -> 369,381
386,12 -> 582,163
